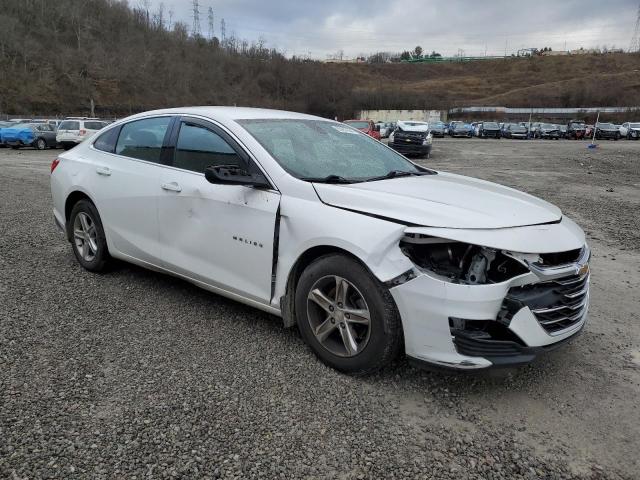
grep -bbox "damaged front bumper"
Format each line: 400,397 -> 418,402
389,243 -> 590,370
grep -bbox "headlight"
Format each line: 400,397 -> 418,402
389,132 -> 394,142
423,133 -> 433,145
399,234 -> 529,285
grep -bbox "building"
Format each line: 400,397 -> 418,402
358,109 -> 445,123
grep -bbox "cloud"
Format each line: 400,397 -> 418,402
145,0 -> 637,57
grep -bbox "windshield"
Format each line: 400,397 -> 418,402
542,123 -> 555,129
343,121 -> 369,130
239,119 -> 423,182
484,122 -> 499,128
401,122 -> 428,127
598,123 -> 614,128
630,123 -> 640,128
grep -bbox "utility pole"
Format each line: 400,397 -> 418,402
191,0 -> 201,37
630,1 -> 640,52
208,7 -> 214,39
220,18 -> 226,41
168,9 -> 174,30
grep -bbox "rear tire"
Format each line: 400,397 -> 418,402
67,200 -> 110,272
295,254 -> 403,375
35,138 -> 46,150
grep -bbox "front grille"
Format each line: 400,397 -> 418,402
538,248 -> 582,266
506,273 -> 589,334
393,131 -> 425,145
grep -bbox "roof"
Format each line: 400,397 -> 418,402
126,106 -> 322,122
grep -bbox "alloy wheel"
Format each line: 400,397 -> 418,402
306,275 -> 371,357
73,212 -> 98,262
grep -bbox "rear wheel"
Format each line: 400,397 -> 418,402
35,138 -> 46,150
68,200 -> 110,272
295,254 -> 402,375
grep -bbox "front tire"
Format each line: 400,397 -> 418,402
35,138 -> 46,150
67,200 -> 110,272
295,254 -> 402,375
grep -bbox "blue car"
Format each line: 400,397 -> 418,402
1,122 -> 58,150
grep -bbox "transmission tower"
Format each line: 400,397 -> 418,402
220,18 -> 226,41
207,7 -> 215,39
630,2 -> 640,52
191,0 -> 201,37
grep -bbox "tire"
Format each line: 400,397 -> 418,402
11,145 -> 20,150
67,199 -> 110,272
295,254 -> 403,375
35,138 -> 46,150
63,143 -> 74,151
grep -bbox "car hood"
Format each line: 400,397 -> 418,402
314,172 -> 562,229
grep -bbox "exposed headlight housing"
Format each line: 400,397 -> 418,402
399,234 -> 529,285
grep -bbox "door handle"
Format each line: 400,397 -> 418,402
161,182 -> 182,192
96,166 -> 111,176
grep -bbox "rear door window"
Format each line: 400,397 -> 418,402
115,117 -> 172,163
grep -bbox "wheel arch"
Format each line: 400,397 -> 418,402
64,190 -> 98,241
280,245 -> 388,329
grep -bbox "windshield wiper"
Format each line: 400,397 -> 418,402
363,170 -> 428,183
301,174 -> 353,184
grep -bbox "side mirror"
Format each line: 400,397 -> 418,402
205,164 -> 271,189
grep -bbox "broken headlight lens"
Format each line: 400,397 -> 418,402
399,234 -> 530,285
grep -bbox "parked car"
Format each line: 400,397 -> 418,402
568,120 -> 587,140
620,122 -> 640,140
56,118 -> 110,150
478,122 -> 501,139
388,120 -> 432,158
594,123 -> 621,140
50,106 -> 590,373
375,122 -> 394,139
429,121 -> 447,138
0,121 -> 15,147
537,123 -> 560,140
502,123 -> 528,139
557,125 -> 568,139
1,122 -> 58,150
449,123 -> 473,138
344,120 -> 381,141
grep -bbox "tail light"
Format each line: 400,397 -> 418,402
51,157 -> 61,173
79,129 -> 87,136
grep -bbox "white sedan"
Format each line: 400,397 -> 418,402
50,107 -> 590,374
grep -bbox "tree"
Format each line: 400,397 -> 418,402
400,51 -> 411,61
414,46 -> 423,58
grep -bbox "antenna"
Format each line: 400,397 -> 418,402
220,18 -> 226,41
208,7 -> 214,39
630,1 -> 640,52
191,0 -> 201,37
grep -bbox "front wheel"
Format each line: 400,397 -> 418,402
67,200 -> 110,272
35,138 -> 47,150
295,254 -> 403,375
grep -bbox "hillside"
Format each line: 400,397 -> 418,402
1,0 -> 639,118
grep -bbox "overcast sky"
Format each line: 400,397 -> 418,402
143,0 -> 638,58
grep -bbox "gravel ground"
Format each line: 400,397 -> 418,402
1,140 -> 639,479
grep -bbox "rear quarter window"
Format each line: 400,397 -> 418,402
84,121 -> 106,130
93,127 -> 121,153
